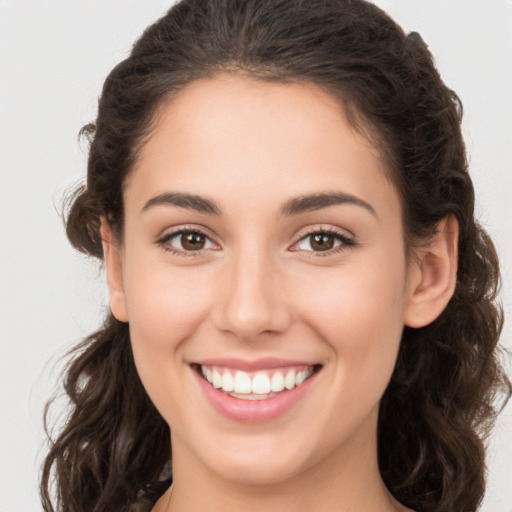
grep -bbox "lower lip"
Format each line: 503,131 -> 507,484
194,368 -> 318,423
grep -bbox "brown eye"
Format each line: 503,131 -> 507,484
161,230 -> 217,253
309,233 -> 335,251
181,232 -> 206,250
293,230 -> 355,254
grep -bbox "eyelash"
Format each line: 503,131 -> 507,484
156,226 -> 216,257
292,228 -> 357,257
156,226 -> 357,257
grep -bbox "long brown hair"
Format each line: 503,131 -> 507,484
41,1 -> 510,511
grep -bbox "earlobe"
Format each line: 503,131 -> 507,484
100,217 -> 129,322
404,215 -> 459,328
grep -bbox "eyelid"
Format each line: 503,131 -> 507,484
289,225 -> 357,255
155,224 -> 221,256
297,224 -> 355,239
155,223 -> 356,257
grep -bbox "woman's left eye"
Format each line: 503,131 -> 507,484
158,230 -> 217,253
292,231 -> 355,253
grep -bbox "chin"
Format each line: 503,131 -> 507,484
207,452 -> 311,486
186,429 -> 326,487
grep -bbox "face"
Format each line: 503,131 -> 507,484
106,76 -> 420,486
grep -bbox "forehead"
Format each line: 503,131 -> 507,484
126,75 -> 399,220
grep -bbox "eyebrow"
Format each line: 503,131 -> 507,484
281,192 -> 377,218
142,192 -> 221,215
141,190 -> 377,218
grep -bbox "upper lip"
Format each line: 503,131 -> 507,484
193,357 -> 319,372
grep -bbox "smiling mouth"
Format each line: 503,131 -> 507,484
193,364 -> 322,400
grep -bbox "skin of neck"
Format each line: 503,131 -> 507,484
155,406 -> 409,512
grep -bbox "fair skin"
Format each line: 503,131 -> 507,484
101,76 -> 458,512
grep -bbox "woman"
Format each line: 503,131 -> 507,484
40,0 -> 510,511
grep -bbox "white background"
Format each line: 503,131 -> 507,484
0,1 -> 510,511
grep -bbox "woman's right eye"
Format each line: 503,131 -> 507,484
158,230 -> 218,254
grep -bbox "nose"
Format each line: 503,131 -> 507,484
211,245 -> 292,341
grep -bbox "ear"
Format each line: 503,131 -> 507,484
100,217 -> 128,322
404,215 -> 458,328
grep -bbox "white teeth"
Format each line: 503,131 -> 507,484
295,370 -> 306,386
234,371 -> 252,394
251,373 -> 271,394
284,369 -> 296,390
222,372 -> 234,392
200,365 -> 315,397
270,372 -> 285,392
212,370 -> 222,389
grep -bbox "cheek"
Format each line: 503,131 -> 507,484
295,253 -> 407,388
123,257 -> 213,358
122,258 -> 217,424
299,262 -> 406,338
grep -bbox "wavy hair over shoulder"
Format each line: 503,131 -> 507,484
41,1 -> 510,511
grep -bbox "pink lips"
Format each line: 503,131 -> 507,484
196,357 -> 315,371
193,358 -> 319,423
